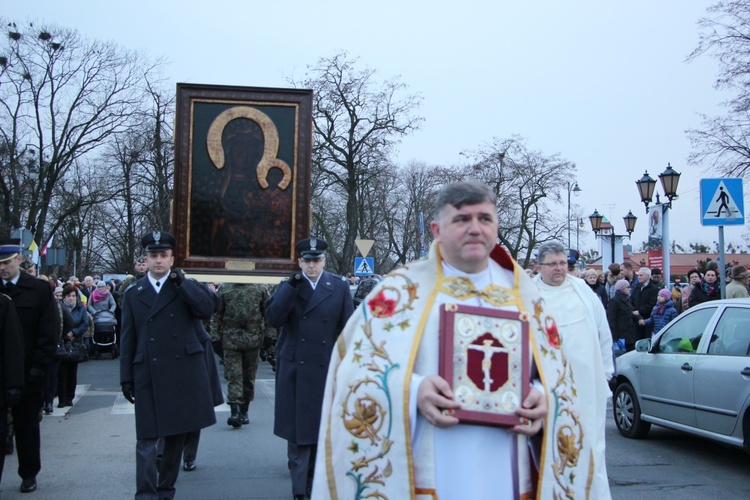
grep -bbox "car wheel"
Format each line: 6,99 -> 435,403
614,382 -> 651,438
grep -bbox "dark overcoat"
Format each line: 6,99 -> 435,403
632,280 -> 660,339
120,276 -> 222,440
631,281 -> 659,319
3,272 -> 57,393
607,292 -> 638,345
265,271 -> 353,445
0,294 -> 25,406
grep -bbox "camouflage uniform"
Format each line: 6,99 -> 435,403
211,283 -> 273,425
117,274 -> 142,310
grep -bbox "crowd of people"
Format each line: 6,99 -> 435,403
525,255 -> 750,354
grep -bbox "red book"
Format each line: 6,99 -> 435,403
439,303 -> 530,427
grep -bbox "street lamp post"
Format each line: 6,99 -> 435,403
635,163 -> 681,283
589,209 -> 638,270
567,181 -> 582,250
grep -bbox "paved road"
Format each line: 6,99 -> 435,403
1,356 -> 290,499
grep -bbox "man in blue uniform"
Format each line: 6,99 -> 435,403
120,231 -> 222,499
0,238 -> 57,494
265,238 -> 354,500
0,258 -> 25,489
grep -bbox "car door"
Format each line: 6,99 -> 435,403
638,306 -> 718,426
694,305 -> 750,436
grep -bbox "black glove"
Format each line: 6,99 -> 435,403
169,268 -> 185,286
287,272 -> 303,288
28,367 -> 45,386
121,382 -> 135,404
5,388 -> 21,407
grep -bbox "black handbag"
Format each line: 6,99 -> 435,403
55,340 -> 89,363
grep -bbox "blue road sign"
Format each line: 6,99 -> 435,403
354,257 -> 375,276
700,178 -> 744,226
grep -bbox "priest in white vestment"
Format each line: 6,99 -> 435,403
312,182 -> 602,499
533,240 -> 614,499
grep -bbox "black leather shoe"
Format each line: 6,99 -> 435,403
43,403 -> 53,415
183,460 -> 196,471
20,477 -> 37,493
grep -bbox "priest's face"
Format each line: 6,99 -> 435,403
431,201 -> 497,273
537,252 -> 568,287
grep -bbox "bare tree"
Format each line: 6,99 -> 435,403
89,77 -> 174,274
460,136 -> 577,266
49,160 -> 107,276
292,52 -> 423,274
686,1 -> 750,177
0,20 -> 152,246
380,161 -> 443,269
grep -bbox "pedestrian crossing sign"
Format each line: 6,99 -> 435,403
700,178 -> 744,226
354,257 -> 375,276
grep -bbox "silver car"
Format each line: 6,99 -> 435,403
613,298 -> 750,451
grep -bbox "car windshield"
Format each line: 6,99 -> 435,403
656,307 -> 717,354
707,307 -> 750,356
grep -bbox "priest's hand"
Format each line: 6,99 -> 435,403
512,386 -> 546,436
417,375 -> 461,428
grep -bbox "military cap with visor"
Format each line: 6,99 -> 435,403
141,231 -> 177,252
0,238 -> 21,263
295,238 -> 327,259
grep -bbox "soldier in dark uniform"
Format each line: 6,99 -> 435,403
0,238 -> 58,493
212,283 -> 274,428
119,231 -> 223,500
265,238 -> 354,500
0,287 -> 25,486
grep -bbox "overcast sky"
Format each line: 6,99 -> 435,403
8,1 -> 740,253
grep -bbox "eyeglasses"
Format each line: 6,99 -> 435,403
539,261 -> 567,269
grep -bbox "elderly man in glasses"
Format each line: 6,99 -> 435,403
533,240 -> 614,498
264,238 -> 354,500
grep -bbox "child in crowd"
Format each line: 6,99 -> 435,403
640,288 -> 678,337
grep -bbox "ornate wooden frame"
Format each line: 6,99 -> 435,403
171,83 -> 312,280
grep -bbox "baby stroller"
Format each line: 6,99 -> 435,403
91,310 -> 119,359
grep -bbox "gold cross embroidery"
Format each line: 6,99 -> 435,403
439,277 -> 518,306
